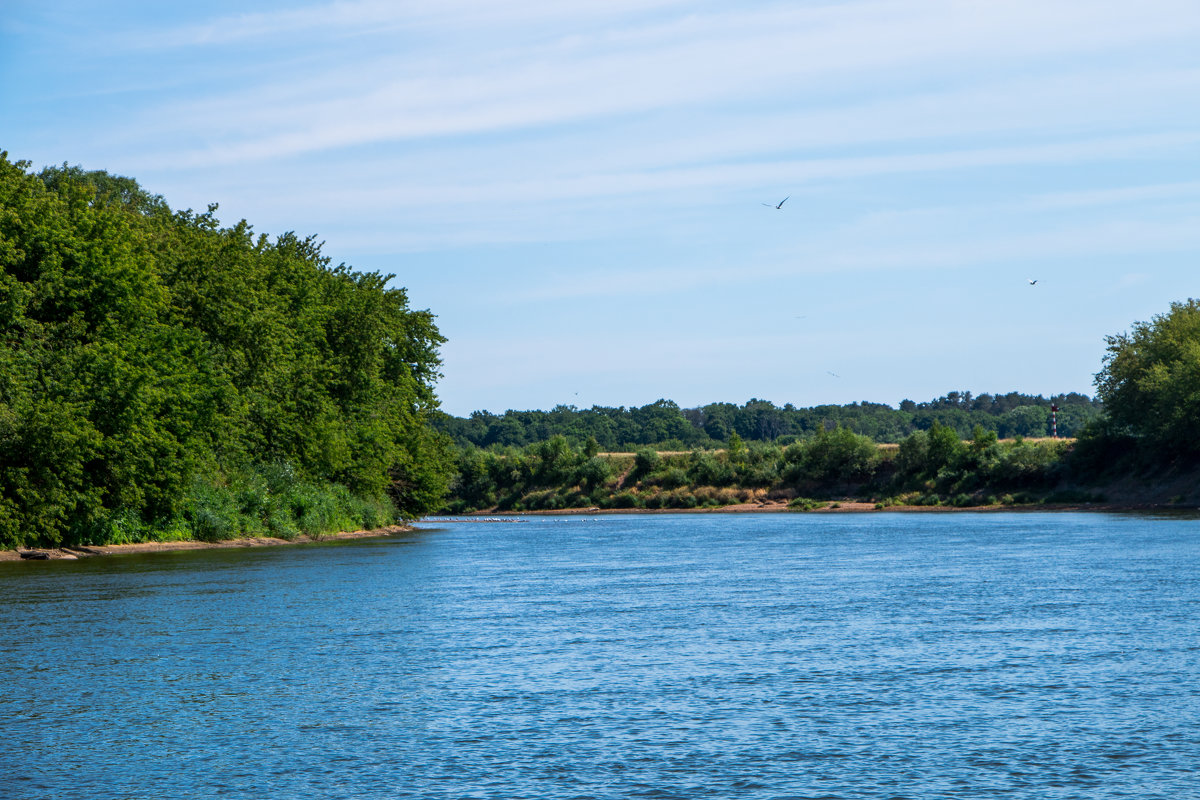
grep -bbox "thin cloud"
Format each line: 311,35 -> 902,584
488,204 -> 1200,305
191,129 -> 1200,215
130,0 -> 695,49
94,0 -> 1200,171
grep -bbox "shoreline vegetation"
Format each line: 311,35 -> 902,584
436,432 -> 1200,518
9,495 -> 1196,562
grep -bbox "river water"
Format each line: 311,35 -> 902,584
2,512 -> 1199,799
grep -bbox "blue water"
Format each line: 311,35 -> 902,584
3,512 -> 1200,799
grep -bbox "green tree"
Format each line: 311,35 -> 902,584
0,153 -> 453,547
726,432 -> 747,464
1095,299 -> 1200,453
999,405 -> 1049,438
926,421 -> 964,473
794,426 -> 878,484
630,449 -> 662,482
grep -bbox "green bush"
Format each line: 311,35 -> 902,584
687,452 -> 736,486
659,467 -> 689,489
630,449 -> 662,483
787,497 -> 826,511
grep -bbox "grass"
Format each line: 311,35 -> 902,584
66,464 -> 399,547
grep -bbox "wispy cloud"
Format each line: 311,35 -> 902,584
173,129 -> 1200,249
95,0 -> 1200,172
11,0 -> 1199,412
137,0 -> 694,49
496,208 -> 1200,305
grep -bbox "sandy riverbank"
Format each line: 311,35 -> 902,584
455,499 -> 1163,516
0,525 -> 414,562
8,500 -> 1191,561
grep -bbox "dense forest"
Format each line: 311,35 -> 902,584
434,391 -> 1103,451
0,153 -> 454,550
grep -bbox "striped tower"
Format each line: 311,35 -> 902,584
1050,404 -> 1058,439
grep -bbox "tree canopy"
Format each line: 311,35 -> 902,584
434,392 -> 1102,451
1095,298 -> 1200,454
0,153 -> 452,548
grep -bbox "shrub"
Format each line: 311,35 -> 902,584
788,497 -> 826,511
687,451 -> 736,487
659,467 -> 690,489
789,426 -> 879,485
612,491 -> 642,509
629,449 -> 662,483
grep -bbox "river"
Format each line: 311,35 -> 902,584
2,512 -> 1199,799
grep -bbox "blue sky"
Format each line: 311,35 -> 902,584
3,1 -> 1199,416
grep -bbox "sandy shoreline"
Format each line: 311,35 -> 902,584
5,501 -> 1190,562
443,499 -> 1174,517
0,525 -> 414,562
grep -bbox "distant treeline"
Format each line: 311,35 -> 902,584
435,391 -> 1103,451
0,155 -> 453,549
439,298 -> 1200,514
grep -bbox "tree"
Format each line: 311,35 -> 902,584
926,422 -> 964,474
999,405 -> 1049,438
1095,299 -> 1200,453
726,432 -> 747,464
795,426 -> 878,484
0,153 -> 454,547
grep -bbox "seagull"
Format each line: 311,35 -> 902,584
827,370 -> 840,378
1028,279 -> 1038,285
763,196 -> 789,209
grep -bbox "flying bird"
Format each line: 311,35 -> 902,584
827,371 -> 840,378
1028,279 -> 1038,285
763,196 -> 789,209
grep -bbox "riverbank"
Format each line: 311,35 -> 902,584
459,498 -> 1187,516
0,525 -> 413,561
9,499 -> 1194,561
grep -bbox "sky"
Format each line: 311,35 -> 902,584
3,1 -> 1199,416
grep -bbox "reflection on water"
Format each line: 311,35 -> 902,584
2,513 -> 1199,799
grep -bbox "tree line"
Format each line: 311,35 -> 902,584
0,154 -> 453,550
5,151 -> 1198,542
437,298 -> 1200,513
434,392 -> 1103,451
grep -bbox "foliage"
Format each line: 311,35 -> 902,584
0,153 -> 451,548
439,424 -> 1079,514
1094,299 -> 1200,454
787,497 -> 827,511
790,426 -> 879,485
434,392 -> 1102,450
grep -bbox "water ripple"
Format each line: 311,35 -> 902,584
2,512 -> 1200,799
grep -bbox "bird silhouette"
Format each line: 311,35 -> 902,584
763,196 -> 789,209
1028,279 -> 1038,285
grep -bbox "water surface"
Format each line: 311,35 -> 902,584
3,512 -> 1199,799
